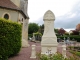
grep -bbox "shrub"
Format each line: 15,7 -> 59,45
76,52 -> 80,57
57,35 -> 80,42
70,50 -> 80,57
0,18 -> 22,60
37,52 -> 79,60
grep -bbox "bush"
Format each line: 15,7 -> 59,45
70,50 -> 80,57
76,52 -> 80,57
34,32 -> 42,41
0,18 -> 22,60
57,35 -> 80,42
28,34 -> 33,38
37,52 -> 79,60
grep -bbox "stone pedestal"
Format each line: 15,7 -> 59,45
30,45 -> 36,58
41,10 -> 58,55
62,45 -> 66,58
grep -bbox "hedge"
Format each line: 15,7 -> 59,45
0,18 -> 22,60
57,35 -> 80,42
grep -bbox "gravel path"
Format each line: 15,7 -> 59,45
9,41 -> 41,60
9,41 -> 75,60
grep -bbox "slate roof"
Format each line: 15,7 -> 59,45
0,0 -> 29,19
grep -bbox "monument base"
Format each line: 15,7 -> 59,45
41,43 -> 58,55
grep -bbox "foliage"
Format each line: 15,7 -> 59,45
37,52 -> 79,60
0,18 -> 22,60
28,34 -> 33,38
34,32 -> 42,36
54,28 -> 59,33
58,28 -> 66,35
57,35 -> 80,42
72,30 -> 79,35
76,52 -> 80,57
28,23 -> 39,34
70,50 -> 80,57
39,24 -> 44,35
34,32 -> 42,41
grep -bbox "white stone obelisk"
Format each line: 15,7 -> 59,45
41,10 -> 58,55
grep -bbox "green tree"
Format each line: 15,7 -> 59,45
28,23 -> 39,34
54,28 -> 59,33
39,24 -> 44,35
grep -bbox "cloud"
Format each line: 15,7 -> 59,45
29,1 -> 80,30
54,1 -> 80,29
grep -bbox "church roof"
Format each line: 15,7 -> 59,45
0,0 -> 29,19
0,0 -> 20,10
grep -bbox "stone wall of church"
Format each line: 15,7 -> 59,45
0,8 -> 29,47
10,0 -> 28,16
0,8 -> 18,21
10,0 -> 20,7
20,0 -> 28,15
0,8 -> 26,23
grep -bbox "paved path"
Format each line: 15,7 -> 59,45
9,41 -> 41,60
9,41 -> 77,60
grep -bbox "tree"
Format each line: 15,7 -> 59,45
58,28 -> 66,36
28,23 -> 39,34
54,28 -> 59,33
72,30 -> 79,35
39,24 -> 44,35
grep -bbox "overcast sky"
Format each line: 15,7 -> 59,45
28,0 -> 80,31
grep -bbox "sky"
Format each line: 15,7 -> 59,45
28,0 -> 80,32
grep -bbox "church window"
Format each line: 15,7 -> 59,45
4,14 -> 9,20
22,18 -> 23,22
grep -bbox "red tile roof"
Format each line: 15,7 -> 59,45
0,0 -> 20,10
0,0 -> 29,19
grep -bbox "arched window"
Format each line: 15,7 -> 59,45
4,14 -> 9,20
22,18 -> 23,22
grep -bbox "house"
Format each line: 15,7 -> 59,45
76,23 -> 80,31
0,0 -> 29,47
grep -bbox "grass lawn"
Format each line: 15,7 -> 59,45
70,50 -> 80,57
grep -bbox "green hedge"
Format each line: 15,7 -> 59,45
57,35 -> 80,42
0,18 -> 22,60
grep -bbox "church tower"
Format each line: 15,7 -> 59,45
10,0 -> 29,47
20,0 -> 28,16
10,0 -> 28,16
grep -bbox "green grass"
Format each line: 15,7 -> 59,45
70,50 -> 80,57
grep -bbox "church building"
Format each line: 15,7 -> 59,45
0,0 -> 29,47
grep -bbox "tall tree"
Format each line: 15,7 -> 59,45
39,24 -> 44,35
28,23 -> 39,34
58,28 -> 66,35
54,28 -> 59,33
